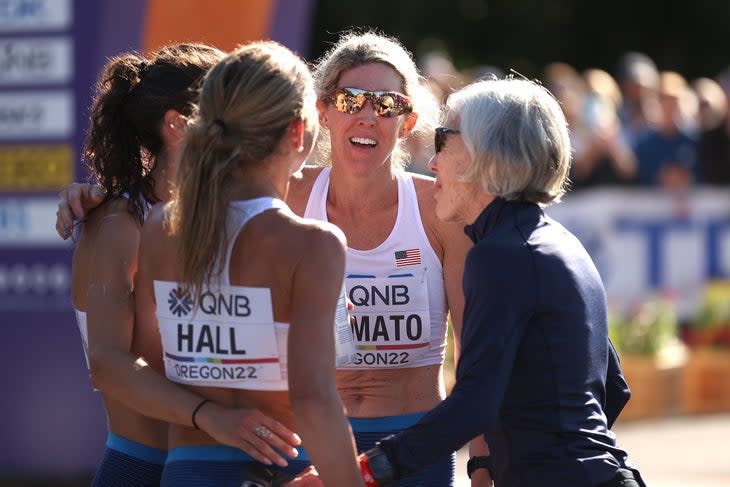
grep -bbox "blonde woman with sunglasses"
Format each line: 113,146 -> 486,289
285,31 -> 473,487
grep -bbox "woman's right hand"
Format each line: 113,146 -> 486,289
56,182 -> 106,239
196,402 -> 302,467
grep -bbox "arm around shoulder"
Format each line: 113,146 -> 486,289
56,182 -> 106,239
84,207 -> 144,393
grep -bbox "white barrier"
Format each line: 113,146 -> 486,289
545,187 -> 730,319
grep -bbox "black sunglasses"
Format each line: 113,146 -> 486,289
329,87 -> 413,117
434,127 -> 461,153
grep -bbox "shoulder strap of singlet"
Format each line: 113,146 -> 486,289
303,167 -> 330,220
219,197 -> 288,286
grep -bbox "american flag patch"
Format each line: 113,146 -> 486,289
394,248 -> 421,267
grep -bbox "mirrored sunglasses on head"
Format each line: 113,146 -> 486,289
329,87 -> 413,117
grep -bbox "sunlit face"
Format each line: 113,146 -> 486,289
322,62 -> 415,175
428,115 -> 482,223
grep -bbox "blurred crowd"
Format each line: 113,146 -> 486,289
407,50 -> 730,192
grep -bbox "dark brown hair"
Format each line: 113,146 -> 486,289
83,43 -> 225,224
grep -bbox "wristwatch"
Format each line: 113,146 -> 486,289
364,446 -> 395,483
466,456 -> 491,479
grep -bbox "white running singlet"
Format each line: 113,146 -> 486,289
154,197 -> 354,389
155,197 -> 290,391
304,168 -> 448,369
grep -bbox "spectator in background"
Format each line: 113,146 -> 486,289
418,49 -> 466,103
616,51 -> 660,148
695,69 -> 730,184
543,62 -> 586,132
633,71 -> 698,188
404,78 -> 443,175
407,63 -> 507,176
542,62 -> 591,176
570,68 -> 637,188
543,62 -> 636,189
692,76 -> 727,132
414,50 -> 462,178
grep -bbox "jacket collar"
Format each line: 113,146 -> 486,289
463,197 -> 508,244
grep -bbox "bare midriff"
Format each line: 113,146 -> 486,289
336,363 -> 445,417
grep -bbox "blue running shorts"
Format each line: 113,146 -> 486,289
350,412 -> 455,487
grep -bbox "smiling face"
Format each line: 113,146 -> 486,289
428,114 -> 488,224
320,62 -> 416,176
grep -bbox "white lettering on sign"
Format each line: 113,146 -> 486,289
0,37 -> 73,85
0,90 -> 73,139
545,188 -> 730,319
0,197 -> 69,246
0,0 -> 71,31
0,262 -> 69,294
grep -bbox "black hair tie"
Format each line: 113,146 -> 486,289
211,118 -> 227,136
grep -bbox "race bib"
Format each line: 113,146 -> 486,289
334,284 -> 356,366
341,269 -> 431,369
154,280 -> 283,387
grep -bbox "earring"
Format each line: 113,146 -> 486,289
297,145 -> 304,153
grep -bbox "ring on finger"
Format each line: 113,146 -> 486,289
253,425 -> 273,440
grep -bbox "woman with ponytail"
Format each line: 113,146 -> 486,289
133,40 -> 364,487
71,43 -> 301,487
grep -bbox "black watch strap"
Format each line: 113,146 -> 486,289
365,446 -> 395,483
467,456 -> 491,479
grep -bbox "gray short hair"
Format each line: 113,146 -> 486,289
446,78 -> 571,205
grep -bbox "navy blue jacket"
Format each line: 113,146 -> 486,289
379,198 -> 637,486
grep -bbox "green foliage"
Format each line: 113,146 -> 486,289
693,281 -> 730,330
687,280 -> 730,348
609,295 -> 679,357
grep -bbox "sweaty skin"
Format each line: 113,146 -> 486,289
57,169 -> 470,418
287,165 -> 471,418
